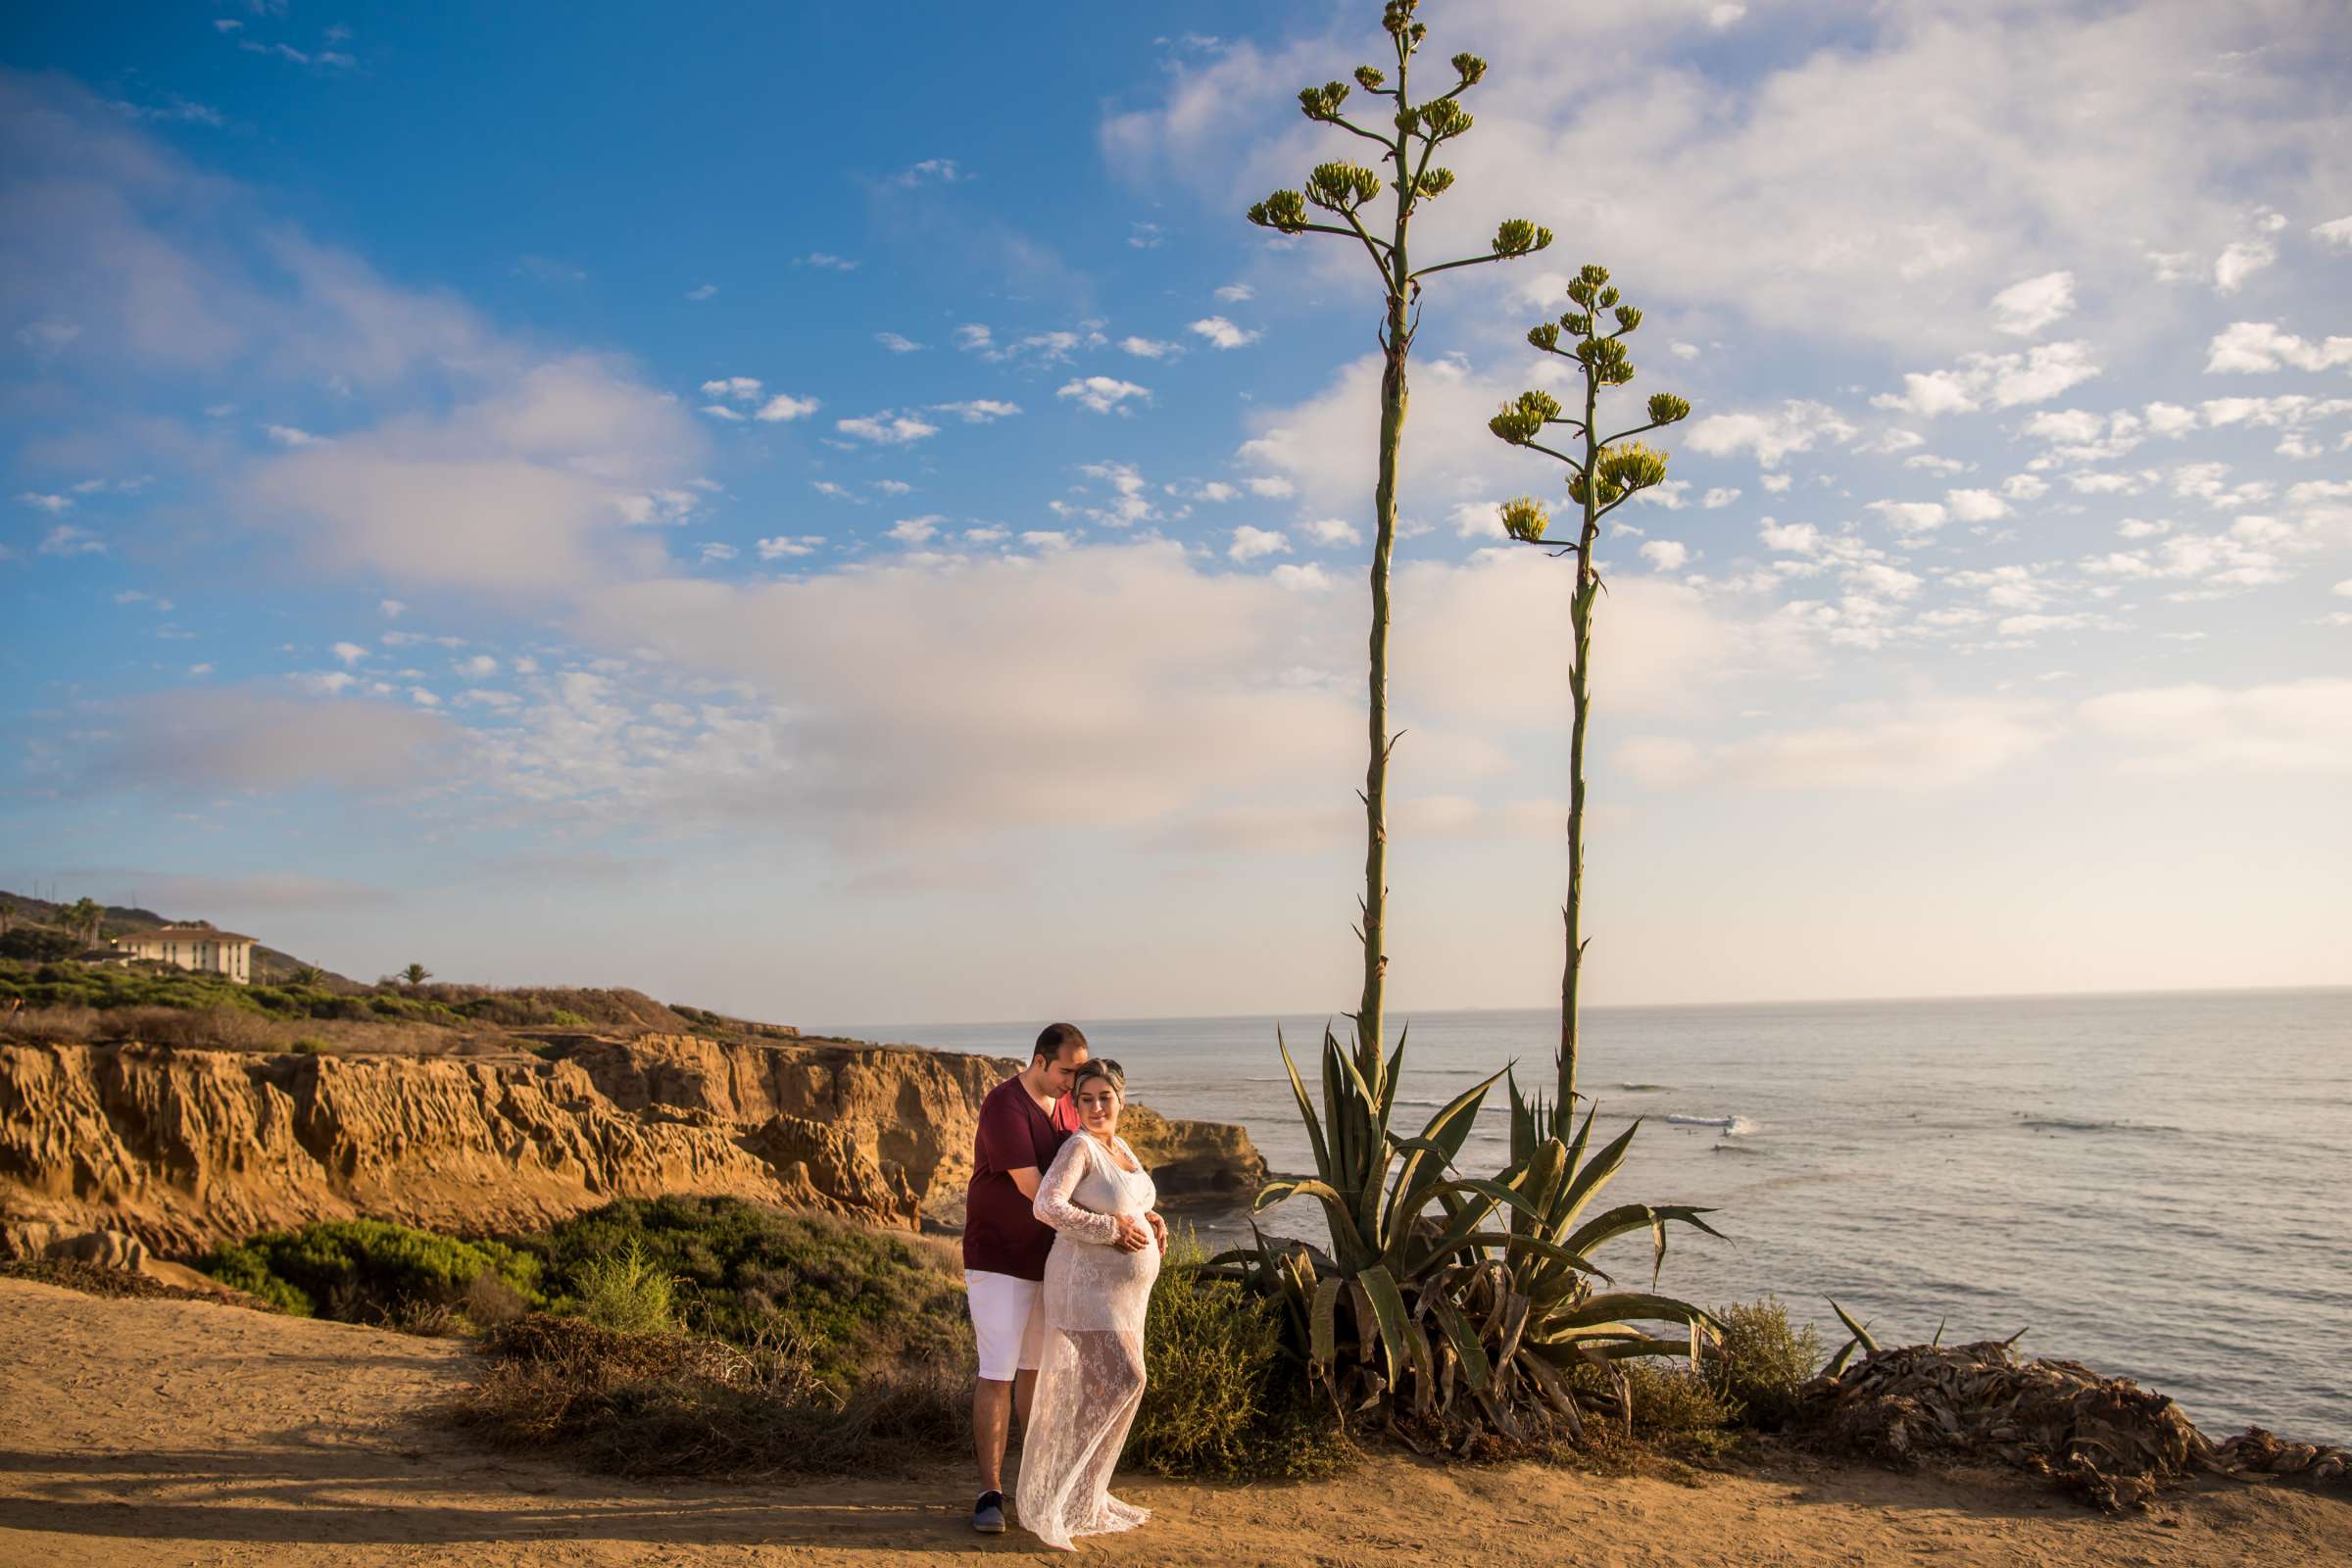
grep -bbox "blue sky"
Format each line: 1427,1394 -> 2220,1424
4,1 -> 2348,1024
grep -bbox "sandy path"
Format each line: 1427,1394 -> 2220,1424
2,1279 -> 2342,1567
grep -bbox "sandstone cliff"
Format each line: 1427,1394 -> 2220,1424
0,1035 -> 1266,1257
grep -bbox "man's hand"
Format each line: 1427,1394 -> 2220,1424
1146,1210 -> 1168,1254
1112,1214 -> 1152,1253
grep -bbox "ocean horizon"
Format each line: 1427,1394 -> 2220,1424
834,985 -> 2351,1447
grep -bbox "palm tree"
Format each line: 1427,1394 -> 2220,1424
399,962 -> 432,988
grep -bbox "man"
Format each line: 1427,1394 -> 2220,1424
963,1021 -> 1161,1535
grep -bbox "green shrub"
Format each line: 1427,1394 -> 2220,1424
1568,1356 -> 1743,1458
1708,1295 -> 1824,1430
200,1218 -> 542,1323
455,1313 -> 966,1478
572,1241 -> 675,1334
1127,1237 -> 1351,1480
523,1198 -> 968,1390
288,1037 -> 331,1054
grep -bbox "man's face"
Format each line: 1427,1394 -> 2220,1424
1042,1044 -> 1089,1095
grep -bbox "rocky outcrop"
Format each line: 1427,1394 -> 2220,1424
0,1035 -> 1266,1256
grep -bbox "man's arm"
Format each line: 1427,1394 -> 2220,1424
1007,1165 -> 1041,1200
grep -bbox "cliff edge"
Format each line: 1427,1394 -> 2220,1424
0,1034 -> 1266,1256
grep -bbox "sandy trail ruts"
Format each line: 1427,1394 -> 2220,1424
2,1279 -> 2342,1567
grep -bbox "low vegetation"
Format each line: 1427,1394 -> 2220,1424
1125,1236 -> 1353,1480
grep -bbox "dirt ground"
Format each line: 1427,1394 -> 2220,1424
2,1278 -> 2343,1567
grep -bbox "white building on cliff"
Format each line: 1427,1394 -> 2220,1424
111,926 -> 257,984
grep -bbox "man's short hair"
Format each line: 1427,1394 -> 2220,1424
1034,1021 -> 1089,1062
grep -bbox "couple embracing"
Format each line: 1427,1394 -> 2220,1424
962,1021 -> 1166,1550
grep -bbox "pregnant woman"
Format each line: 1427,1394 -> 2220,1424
1019,1057 -> 1162,1551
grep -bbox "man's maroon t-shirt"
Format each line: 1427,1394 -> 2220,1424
962,1074 -> 1080,1280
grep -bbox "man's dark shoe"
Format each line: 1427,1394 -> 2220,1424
973,1491 -> 1006,1534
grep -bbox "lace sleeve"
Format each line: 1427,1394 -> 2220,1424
1033,1137 -> 1119,1246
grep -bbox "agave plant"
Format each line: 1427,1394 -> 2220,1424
1216,1024 -> 1722,1443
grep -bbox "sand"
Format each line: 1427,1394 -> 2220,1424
2,1278 -> 2342,1568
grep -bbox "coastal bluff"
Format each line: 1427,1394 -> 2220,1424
0,1033 -> 1266,1258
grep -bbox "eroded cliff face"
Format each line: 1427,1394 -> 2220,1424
0,1035 -> 1266,1256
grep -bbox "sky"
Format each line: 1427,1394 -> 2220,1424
2,1 -> 2348,1027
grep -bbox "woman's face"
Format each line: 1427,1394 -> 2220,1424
1074,1077 -> 1121,1136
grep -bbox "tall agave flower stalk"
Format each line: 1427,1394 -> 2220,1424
1247,0 -> 1551,1087
1488,263 -> 1690,1120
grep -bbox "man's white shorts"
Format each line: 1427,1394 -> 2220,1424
965,1270 -> 1047,1382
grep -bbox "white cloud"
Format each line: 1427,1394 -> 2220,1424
264,422 -> 322,446
1119,336 -> 1181,359
1303,517 -> 1360,546
1020,530 -> 1073,552
894,158 -> 964,186
1244,475 -> 1294,499
2314,217 -> 2352,249
2205,321 -> 2352,374
2332,579 -> 2352,598
700,405 -> 746,422
1128,222 -> 1164,250
798,253 -> 858,271
1056,376 -> 1151,415
1989,270 -> 2075,336
1685,400 -> 1857,466
702,377 -> 762,401
1619,700 -> 2052,792
37,524 -> 105,556
1189,316 -> 1261,349
2213,238 -> 2276,294
1195,481 -> 1239,502
330,641 -> 368,665
1702,487 -> 1740,510
888,516 -> 942,545
874,332 -> 925,353
379,599 -> 407,619
1214,282 -> 1254,303
2000,473 -> 2050,501
1866,500 -> 1948,535
1449,501 -> 1505,540
684,283 -> 718,301
1269,563 -> 1332,593
954,323 -> 994,353
932,399 -> 1022,423
17,491 -> 73,514
757,393 -> 820,422
836,410 -> 936,443
1874,341 -> 2100,416
1228,525 -> 1290,562
1945,488 -> 2011,522
756,535 -> 822,561
1640,540 -> 1690,571
2081,680 -> 2352,772
1070,462 -> 1157,528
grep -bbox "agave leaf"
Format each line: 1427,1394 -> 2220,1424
1548,1291 -> 1716,1333
1426,1290 -> 1494,1395
1826,1337 -> 1861,1378
1253,1177 -> 1372,1261
1310,1274 -> 1345,1369
1461,1231 -> 1613,1285
1275,1026 -> 1333,1180
1549,1116 -> 1641,1242
1826,1297 -> 1880,1353
1566,1336 -> 1707,1362
1494,1288 -> 1533,1369
1355,1263 -> 1425,1396
1381,1069 -> 1506,1267
1378,1023 -> 1408,1129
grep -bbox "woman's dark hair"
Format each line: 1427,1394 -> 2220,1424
1034,1021 -> 1089,1061
1070,1057 -> 1125,1099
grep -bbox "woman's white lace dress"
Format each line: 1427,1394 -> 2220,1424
1018,1131 -> 1159,1551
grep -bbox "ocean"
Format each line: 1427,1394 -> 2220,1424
833,988 -> 2350,1446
